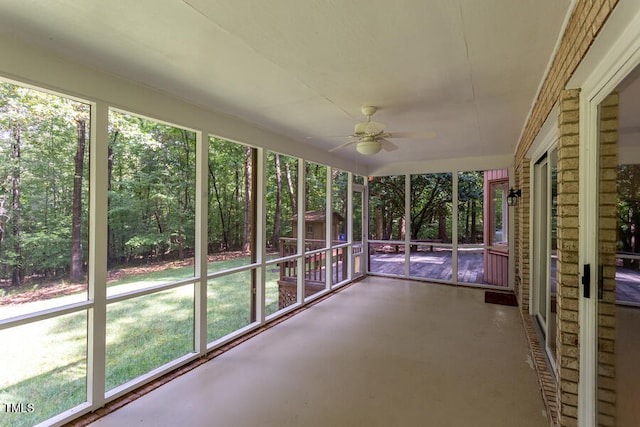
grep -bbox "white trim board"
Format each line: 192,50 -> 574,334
575,4 -> 640,426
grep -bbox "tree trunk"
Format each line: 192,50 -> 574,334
375,207 -> 383,240
209,165 -> 229,250
70,118 -> 87,282
471,200 -> 477,243
284,159 -> 296,213
107,132 -> 116,267
398,216 -> 405,241
0,197 -> 6,251
242,146 -> 252,253
465,201 -> 470,241
438,211 -> 447,241
11,124 -> 23,286
272,154 -> 282,250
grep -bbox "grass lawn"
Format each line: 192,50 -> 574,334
0,255 -> 283,427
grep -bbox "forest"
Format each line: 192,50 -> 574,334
0,82 -> 89,287
617,164 -> 640,269
0,81 -> 343,291
367,171 -> 486,244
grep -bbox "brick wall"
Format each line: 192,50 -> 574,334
512,2 -> 620,426
556,89 -> 581,427
515,0 -> 618,167
596,92 -> 618,427
515,160 -> 531,311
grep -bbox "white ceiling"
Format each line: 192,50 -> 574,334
0,0 -> 573,171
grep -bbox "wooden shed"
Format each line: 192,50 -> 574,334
290,210 -> 345,241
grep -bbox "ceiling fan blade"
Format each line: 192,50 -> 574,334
379,138 -> 398,152
387,131 -> 436,139
328,139 -> 358,152
306,134 -> 352,139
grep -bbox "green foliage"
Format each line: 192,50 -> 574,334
410,173 -> 453,241
368,175 -> 405,240
617,165 -> 640,268
332,170 -> 348,238
265,152 -> 298,249
22,229 -> 71,277
108,111 -> 196,265
0,82 -> 88,283
305,161 -> 327,212
457,171 -> 484,243
208,137 -> 250,251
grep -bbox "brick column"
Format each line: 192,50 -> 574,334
556,89 -> 581,427
596,92 -> 618,426
515,159 -> 531,311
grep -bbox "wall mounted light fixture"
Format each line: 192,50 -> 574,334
507,187 -> 522,206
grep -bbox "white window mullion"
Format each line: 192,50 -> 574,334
297,159 -> 305,304
404,174 -> 411,277
346,173 -> 354,281
364,179 -> 370,273
193,131 -> 208,355
452,171 -> 459,283
87,101 -> 108,409
256,148 -> 267,323
326,166 -> 333,289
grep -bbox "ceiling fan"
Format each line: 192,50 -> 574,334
328,106 -> 436,155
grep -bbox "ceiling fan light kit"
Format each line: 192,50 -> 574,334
328,105 -> 435,155
356,139 -> 382,155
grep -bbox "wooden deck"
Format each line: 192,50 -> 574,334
615,266 -> 640,305
369,248 -> 491,285
371,249 -> 640,304
277,241 -> 640,305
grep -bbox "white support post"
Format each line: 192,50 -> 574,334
297,159 -> 305,304
404,174 -> 411,277
452,171 -> 459,283
326,166 -> 333,289
255,148 -> 267,323
87,101 -> 108,409
194,130 -> 208,355
363,179 -> 370,274
346,172 -> 354,281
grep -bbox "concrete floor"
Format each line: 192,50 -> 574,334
90,277 -> 548,427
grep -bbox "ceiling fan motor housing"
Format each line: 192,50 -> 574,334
354,106 -> 385,135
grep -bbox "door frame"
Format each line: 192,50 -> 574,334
351,182 -> 365,278
577,8 -> 640,426
528,113 -> 559,374
532,157 -> 550,332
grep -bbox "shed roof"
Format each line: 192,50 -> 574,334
290,210 -> 344,222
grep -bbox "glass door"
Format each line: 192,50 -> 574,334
533,148 -> 558,368
352,187 -> 364,278
595,68 -> 640,426
534,157 -> 549,329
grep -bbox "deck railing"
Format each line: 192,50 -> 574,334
277,238 -> 359,308
278,237 -> 345,284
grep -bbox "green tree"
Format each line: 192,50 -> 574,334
0,82 -> 88,286
458,171 -> 484,244
617,164 -> 640,268
410,173 -> 452,242
107,111 -> 195,265
368,176 -> 405,240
